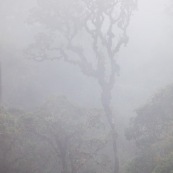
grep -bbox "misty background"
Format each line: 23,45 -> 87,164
1,0 -> 173,112
0,0 -> 173,172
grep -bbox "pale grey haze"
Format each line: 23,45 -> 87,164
0,0 -> 173,172
1,0 -> 172,111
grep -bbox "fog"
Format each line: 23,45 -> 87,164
0,0 -> 173,173
1,0 -> 173,110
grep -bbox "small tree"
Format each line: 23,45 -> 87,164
26,1 -> 137,172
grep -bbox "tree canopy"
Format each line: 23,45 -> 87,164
0,96 -> 113,173
125,85 -> 173,173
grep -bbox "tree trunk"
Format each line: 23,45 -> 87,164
61,154 -> 68,173
59,139 -> 68,173
101,89 -> 119,173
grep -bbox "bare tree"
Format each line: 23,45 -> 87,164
26,1 -> 137,173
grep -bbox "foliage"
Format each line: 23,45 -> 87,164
0,108 -> 26,172
0,96 -> 112,173
125,85 -> 173,173
152,153 -> 173,173
32,96 -> 112,173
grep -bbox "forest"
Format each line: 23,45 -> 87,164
0,0 -> 173,173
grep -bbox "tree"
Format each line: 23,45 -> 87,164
0,108 -> 28,172
0,97 -> 113,173
26,1 -> 137,172
0,107 -> 54,173
31,96 -> 111,173
125,85 -> 173,173
152,153 -> 173,173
